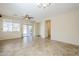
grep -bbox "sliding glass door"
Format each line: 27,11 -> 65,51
23,24 -> 33,46
23,25 -> 32,37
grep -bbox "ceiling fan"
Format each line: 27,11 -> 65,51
21,14 -> 34,23
22,15 -> 34,20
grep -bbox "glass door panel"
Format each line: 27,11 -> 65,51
23,25 -> 32,37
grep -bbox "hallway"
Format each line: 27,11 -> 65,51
0,37 -> 79,56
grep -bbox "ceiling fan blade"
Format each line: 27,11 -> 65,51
29,17 -> 34,19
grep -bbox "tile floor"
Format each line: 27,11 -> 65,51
0,37 -> 79,56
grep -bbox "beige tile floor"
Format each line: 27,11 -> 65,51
0,37 -> 79,56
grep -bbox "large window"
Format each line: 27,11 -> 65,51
3,22 -> 12,32
3,19 -> 20,32
13,23 -> 20,31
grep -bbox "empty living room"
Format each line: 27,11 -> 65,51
0,2 -> 79,56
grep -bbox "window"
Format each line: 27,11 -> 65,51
3,22 -> 12,32
29,25 -> 32,33
3,19 -> 20,32
13,23 -> 20,31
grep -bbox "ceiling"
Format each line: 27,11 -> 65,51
0,3 -> 79,20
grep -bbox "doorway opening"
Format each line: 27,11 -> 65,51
45,20 -> 51,39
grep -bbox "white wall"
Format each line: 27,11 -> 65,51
0,18 -> 2,39
0,32 -> 22,40
52,10 -> 79,45
40,20 -> 45,38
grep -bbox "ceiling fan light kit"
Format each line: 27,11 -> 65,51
37,3 -> 51,8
